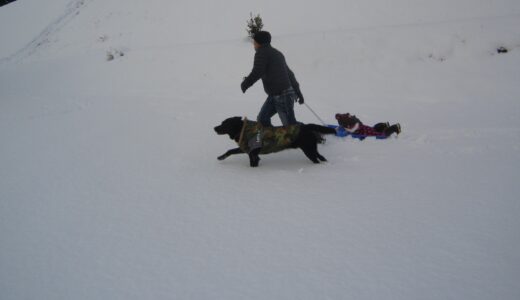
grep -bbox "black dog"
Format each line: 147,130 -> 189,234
214,117 -> 337,167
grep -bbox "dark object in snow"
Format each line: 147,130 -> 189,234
334,113 -> 401,140
1,0 -> 17,8
106,49 -> 124,61
497,47 -> 509,54
214,117 -> 336,167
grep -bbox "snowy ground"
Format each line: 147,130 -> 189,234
1,1 -> 520,299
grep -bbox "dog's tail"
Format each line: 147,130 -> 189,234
304,124 -> 337,135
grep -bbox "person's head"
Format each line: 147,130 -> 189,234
253,31 -> 271,49
335,113 -> 360,129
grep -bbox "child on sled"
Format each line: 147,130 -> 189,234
335,113 -> 401,139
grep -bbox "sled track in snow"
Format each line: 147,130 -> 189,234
0,0 -> 93,63
2,4 -> 519,60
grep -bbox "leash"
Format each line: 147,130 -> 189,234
303,103 -> 327,126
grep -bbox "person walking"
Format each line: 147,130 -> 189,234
241,31 -> 304,127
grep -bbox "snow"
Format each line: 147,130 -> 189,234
1,0 -> 520,299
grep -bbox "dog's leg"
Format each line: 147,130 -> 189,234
248,148 -> 261,167
218,148 -> 244,160
303,150 -> 320,163
300,146 -> 320,164
298,135 -> 321,164
316,152 -> 327,162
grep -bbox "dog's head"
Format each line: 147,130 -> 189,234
335,113 -> 361,129
214,117 -> 244,140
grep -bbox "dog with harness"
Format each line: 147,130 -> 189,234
214,117 -> 336,167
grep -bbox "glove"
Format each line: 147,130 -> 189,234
241,79 -> 248,93
296,90 -> 304,104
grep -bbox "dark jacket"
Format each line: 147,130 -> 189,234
242,44 -> 301,96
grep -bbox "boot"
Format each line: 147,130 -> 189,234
384,123 -> 401,136
373,122 -> 390,133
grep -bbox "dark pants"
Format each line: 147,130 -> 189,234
257,88 -> 297,127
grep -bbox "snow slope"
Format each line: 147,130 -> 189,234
1,1 -> 520,299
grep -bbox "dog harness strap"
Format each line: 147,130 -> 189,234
237,117 -> 249,148
238,118 -> 262,153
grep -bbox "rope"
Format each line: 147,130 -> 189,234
304,103 -> 327,126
